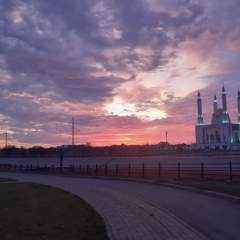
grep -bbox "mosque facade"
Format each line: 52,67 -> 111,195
195,86 -> 240,149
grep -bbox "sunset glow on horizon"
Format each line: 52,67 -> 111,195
0,0 -> 239,148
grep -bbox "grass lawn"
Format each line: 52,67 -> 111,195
0,182 -> 108,240
0,177 -> 17,182
157,178 -> 240,198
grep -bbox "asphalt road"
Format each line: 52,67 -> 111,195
0,172 -> 240,240
1,156 -> 240,165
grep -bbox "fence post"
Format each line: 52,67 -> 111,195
142,163 -> 145,177
159,163 -> 161,178
116,164 -> 118,176
105,164 -> 107,175
128,164 -> 131,176
178,163 -> 180,179
201,162 -> 204,179
27,164 -> 28,170
229,161 -> 232,181
79,165 -> 81,173
72,165 -> 75,173
87,165 -> 89,174
14,164 -> 16,170
95,164 -> 98,175
20,164 -> 22,170
60,149 -> 63,174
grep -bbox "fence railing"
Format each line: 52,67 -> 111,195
0,162 -> 240,181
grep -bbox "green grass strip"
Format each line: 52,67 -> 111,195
0,177 -> 17,182
0,182 -> 108,240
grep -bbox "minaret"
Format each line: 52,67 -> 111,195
197,91 -> 203,125
238,89 -> 240,124
213,94 -> 218,112
221,85 -> 229,123
222,85 -> 227,113
196,91 -> 205,145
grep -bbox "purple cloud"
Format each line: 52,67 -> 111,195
0,0 -> 239,146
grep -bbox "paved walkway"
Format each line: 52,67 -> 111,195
79,185 -> 208,240
0,173 -> 208,240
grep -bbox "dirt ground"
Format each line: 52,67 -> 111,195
156,178 -> 240,198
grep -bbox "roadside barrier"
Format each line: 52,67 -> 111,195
0,161 -> 239,180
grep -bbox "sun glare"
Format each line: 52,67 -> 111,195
104,97 -> 166,120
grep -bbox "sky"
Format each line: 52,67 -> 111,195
0,0 -> 240,148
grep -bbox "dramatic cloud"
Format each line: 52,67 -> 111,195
0,0 -> 239,147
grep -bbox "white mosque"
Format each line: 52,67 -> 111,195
195,86 -> 240,149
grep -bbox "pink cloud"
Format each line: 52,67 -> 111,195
66,85 -> 110,90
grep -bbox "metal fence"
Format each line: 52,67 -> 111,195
0,162 -> 240,181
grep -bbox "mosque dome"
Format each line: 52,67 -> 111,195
212,108 -> 222,119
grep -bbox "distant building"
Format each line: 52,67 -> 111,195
195,86 -> 240,149
158,141 -> 169,149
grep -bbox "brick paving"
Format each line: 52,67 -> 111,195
77,185 -> 208,240
0,173 -> 209,240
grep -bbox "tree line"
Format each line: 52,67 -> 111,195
0,143 -> 194,158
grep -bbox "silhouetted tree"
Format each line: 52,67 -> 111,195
19,146 -> 26,157
2,145 -> 16,157
29,146 -> 47,157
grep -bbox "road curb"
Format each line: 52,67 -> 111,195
158,182 -> 240,202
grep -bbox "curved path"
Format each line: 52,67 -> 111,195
1,173 -> 240,240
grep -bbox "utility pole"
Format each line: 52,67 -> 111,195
166,131 -> 168,143
70,117 -> 76,146
5,132 -> 9,148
